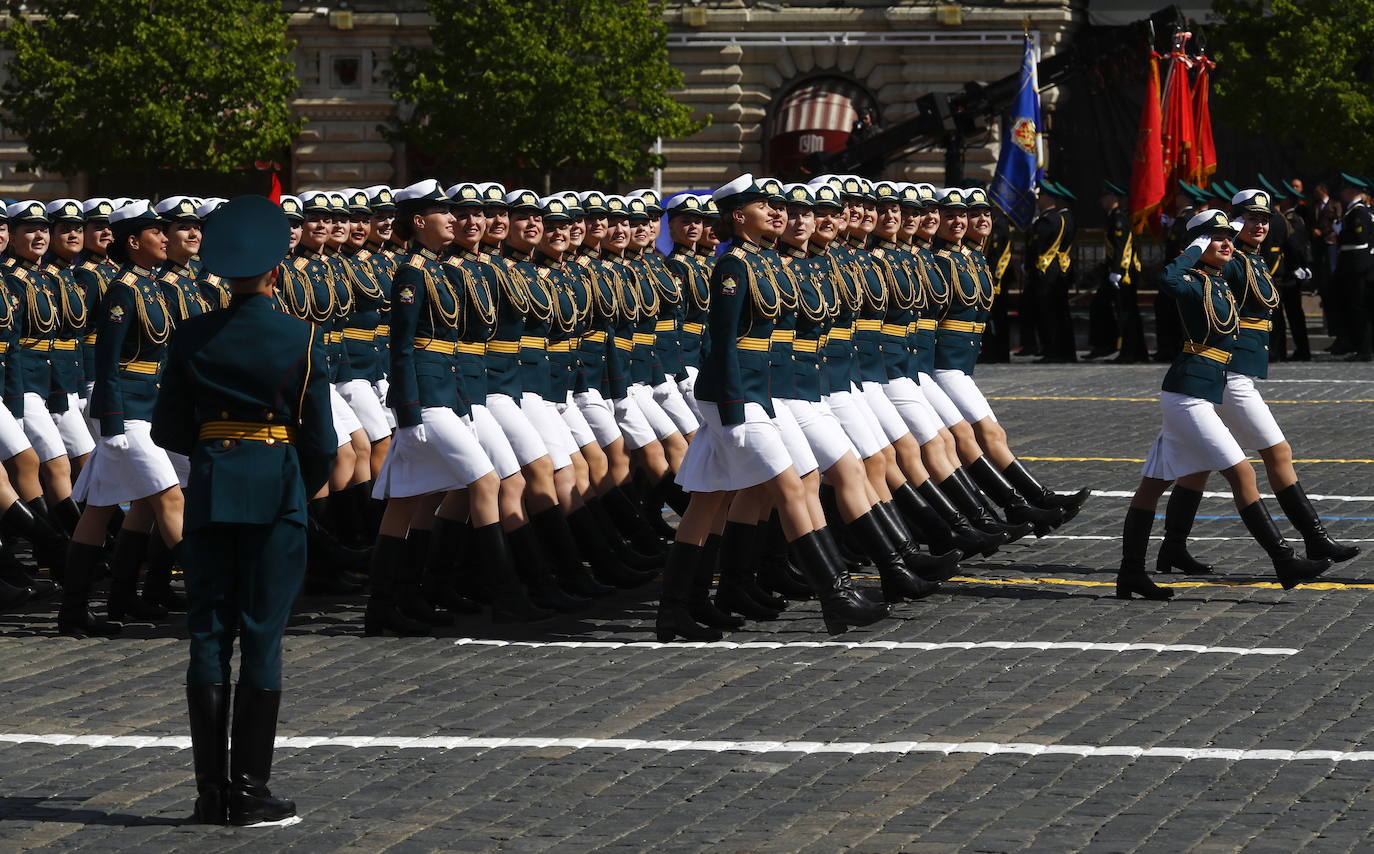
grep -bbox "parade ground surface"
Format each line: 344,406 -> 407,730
6,361 -> 1374,853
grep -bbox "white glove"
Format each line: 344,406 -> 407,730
1159,214 -> 1174,228
1108,272 -> 1123,286
1188,235 -> 1213,252
374,378 -> 389,399
399,424 -> 427,444
1229,219 -> 1246,233
1294,267 -> 1312,281
1334,222 -> 1344,235
101,433 -> 129,451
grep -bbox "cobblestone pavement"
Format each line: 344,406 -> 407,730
5,362 -> 1374,852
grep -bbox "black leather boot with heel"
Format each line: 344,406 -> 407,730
655,541 -> 724,642
966,457 -> 1064,536
791,529 -> 891,634
1155,486 -> 1214,575
186,683 -> 229,824
1116,507 -> 1175,601
1276,482 -> 1360,563
1238,500 -> 1333,590
713,520 -> 783,620
227,686 -> 296,827
846,510 -> 944,602
363,535 -> 431,637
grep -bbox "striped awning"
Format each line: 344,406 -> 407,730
772,79 -> 874,135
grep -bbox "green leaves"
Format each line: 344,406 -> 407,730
1212,0 -> 1374,169
0,0 -> 301,178
386,0 -> 707,186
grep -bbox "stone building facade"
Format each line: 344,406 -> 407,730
0,0 -> 1078,198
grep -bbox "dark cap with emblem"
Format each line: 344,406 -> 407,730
364,185 -> 395,212
666,193 -> 706,217
813,184 -> 843,211
712,173 -> 768,210
298,191 -> 336,218
1185,208 -> 1240,241
444,182 -> 486,210
1102,180 -> 1127,197
345,189 -> 372,216
45,198 -> 85,224
626,196 -> 652,221
782,183 -> 815,208
478,182 -> 509,209
109,200 -> 166,237
394,179 -> 450,217
579,191 -> 609,216
539,195 -> 573,223
605,195 -> 630,217
280,195 -> 304,222
938,187 -> 969,209
200,194 -> 291,280
6,199 -> 48,225
1230,188 -> 1274,215
504,189 -> 542,214
629,189 -> 663,216
873,181 -> 901,204
155,195 -> 202,223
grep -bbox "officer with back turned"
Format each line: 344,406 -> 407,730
151,195 -> 335,827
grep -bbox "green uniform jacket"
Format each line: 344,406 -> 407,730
5,256 -> 60,407
341,246 -> 389,383
667,245 -> 711,371
442,247 -> 498,409
151,293 -> 335,533
644,249 -> 686,378
43,255 -> 86,409
1223,243 -> 1280,380
816,242 -> 863,393
695,239 -> 780,425
781,248 -> 831,403
387,245 -> 468,426
73,252 -> 115,379
92,265 -> 172,436
1160,245 -> 1240,404
849,241 -> 889,385
931,239 -> 993,375
871,240 -> 920,381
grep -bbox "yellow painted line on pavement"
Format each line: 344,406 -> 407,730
944,575 -> 1374,591
988,396 -> 1374,404
1020,456 -> 1374,465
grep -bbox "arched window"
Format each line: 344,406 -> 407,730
768,77 -> 877,178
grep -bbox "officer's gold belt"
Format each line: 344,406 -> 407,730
82,334 -> 98,345
19,338 -> 51,351
770,329 -> 795,343
548,341 -> 574,353
375,324 -> 391,337
632,332 -> 655,346
415,338 -> 457,355
737,337 -> 770,351
199,420 -> 298,445
881,323 -> 907,337
938,319 -> 986,334
915,318 -> 938,331
487,339 -> 521,354
121,360 -> 160,374
614,338 -> 635,351
827,327 -> 854,342
519,336 -> 547,350
654,320 -> 677,333
343,327 -> 377,341
581,331 -> 607,344
793,339 -> 821,353
1182,342 -> 1232,365
854,319 -> 883,332
455,342 -> 486,355
1238,318 -> 1273,332
682,322 -> 705,335
0,342 -> 9,353
52,339 -> 78,351
325,331 -> 344,344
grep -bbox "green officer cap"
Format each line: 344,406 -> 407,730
895,184 -> 922,209
937,187 -> 968,209
81,198 -> 115,222
299,191 -> 336,217
540,195 -> 573,223
605,195 -> 630,217
1341,172 -> 1369,190
782,183 -> 815,208
1218,179 -> 1241,199
108,200 -> 166,237
393,179 -> 451,216
557,191 -> 583,218
503,189 -> 542,214
6,199 -> 47,225
1255,174 -> 1286,201
757,177 -> 787,204
45,198 -> 84,224
363,185 -> 395,212
478,182 -> 509,209
579,191 -> 609,216
1231,188 -> 1273,214
811,185 -> 843,211
280,195 -> 304,222
666,193 -> 705,217
443,182 -> 485,210
626,197 -> 651,221
154,195 -> 202,223
200,195 -> 290,280
913,183 -> 939,206
1103,180 -> 1128,197
345,189 -> 372,215
966,187 -> 992,209
873,181 -> 902,203
699,195 -> 720,219
629,189 -> 663,216
1185,208 -> 1240,241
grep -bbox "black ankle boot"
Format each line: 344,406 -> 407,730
363,535 -> 432,636
227,686 -> 296,827
966,457 -> 1065,536
107,530 -> 168,622
846,509 -> 944,602
567,505 -> 655,588
187,683 -> 229,825
791,529 -> 891,634
1116,507 -> 1175,601
688,533 -> 744,629
1238,500 -> 1332,590
530,507 -> 615,598
755,511 -> 812,599
421,517 -> 483,617
57,541 -> 121,637
1276,482 -> 1360,563
507,523 -> 591,614
475,523 -> 554,623
1001,459 -> 1090,516
912,480 -> 1004,558
939,474 -> 1031,543
1156,487 -> 1214,575
713,521 -> 783,620
656,541 -> 724,642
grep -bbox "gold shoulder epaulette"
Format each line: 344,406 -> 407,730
161,272 -> 178,284
120,272 -> 138,285
408,254 -> 426,269
293,257 -> 309,271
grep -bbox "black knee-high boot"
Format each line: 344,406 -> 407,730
1276,483 -> 1360,563
107,529 -> 168,622
688,533 -> 744,629
227,686 -> 296,827
913,480 -> 1005,557
57,541 -> 121,636
142,531 -> 185,610
939,473 -> 1032,543
965,457 -> 1064,536
506,523 -> 591,614
187,683 -> 230,824
630,475 -> 678,539
714,520 -> 783,620
656,541 -> 724,642
476,523 -> 554,623
587,495 -> 662,570
363,535 -> 431,637
1000,459 -> 1091,516
1156,487 -> 1214,574
567,505 -> 655,588
530,506 -> 615,598
602,486 -> 669,555
52,497 -> 82,539
421,517 -> 483,617
1238,500 -> 1332,590
791,529 -> 891,634
755,510 -> 812,599
1116,507 -> 1174,601
0,499 -> 65,592
869,501 -> 961,582
845,509 -> 945,601
396,528 -> 450,625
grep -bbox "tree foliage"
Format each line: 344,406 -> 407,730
0,0 -> 301,177
386,0 -> 708,186
1211,0 -> 1374,169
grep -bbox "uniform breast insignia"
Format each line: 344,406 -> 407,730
108,304 -> 125,324
398,286 -> 415,305
721,276 -> 738,296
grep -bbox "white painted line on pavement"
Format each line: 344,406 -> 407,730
1041,534 -> 1374,543
1,733 -> 1370,762
447,638 -> 1296,655
1090,490 -> 1374,502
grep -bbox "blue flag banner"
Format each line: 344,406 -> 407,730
988,37 -> 1041,229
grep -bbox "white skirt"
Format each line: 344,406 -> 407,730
653,378 -> 700,435
23,393 -> 66,462
917,371 -> 966,429
629,382 -> 681,441
773,398 -> 818,476
373,407 -> 495,499
782,398 -> 857,472
485,393 -> 551,468
933,369 -> 997,425
823,388 -> 887,459
520,392 -> 575,470
53,393 -> 95,457
676,401 -> 794,494
375,379 -> 397,431
860,381 -> 911,444
169,451 -> 191,488
469,403 -> 521,480
1216,373 -> 1286,452
677,365 -> 704,424
574,388 -> 624,449
556,391 -> 597,449
613,393 -> 657,451
329,385 -> 362,448
0,404 -> 32,460
73,420 -> 179,506
1141,391 -> 1248,481
337,378 -> 392,443
883,376 -> 944,445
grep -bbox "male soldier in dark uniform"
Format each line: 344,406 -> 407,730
152,196 -> 335,827
1088,180 -> 1147,362
1026,180 -> 1077,362
979,202 -> 1013,363
1274,179 -> 1314,360
1334,174 -> 1374,360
